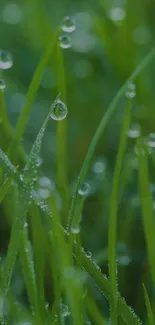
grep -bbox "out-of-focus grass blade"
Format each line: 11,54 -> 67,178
108,98 -> 132,325
137,138 -> 155,293
0,90 -> 12,141
84,293 -> 106,324
142,283 -> 154,325
0,176 -> 12,204
7,29 -> 60,163
56,44 -> 68,224
68,46 -> 155,230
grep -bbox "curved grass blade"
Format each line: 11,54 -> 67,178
0,176 -> 12,204
108,98 -> 132,325
7,29 -> 60,163
137,139 -> 155,293
142,283 -> 154,325
68,46 -> 155,230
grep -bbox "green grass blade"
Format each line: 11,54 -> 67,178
56,44 -> 68,224
68,46 -> 155,229
0,176 -> 12,204
84,293 -> 106,325
142,283 -> 154,325
23,94 -> 60,193
80,250 -> 142,325
137,139 -> 155,292
108,98 -> 132,325
0,90 -> 12,140
7,30 -> 60,163
0,149 -> 20,184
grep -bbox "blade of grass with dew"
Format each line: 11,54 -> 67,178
68,46 -> 155,230
37,195 -> 142,324
142,283 -> 154,325
48,194 -> 84,325
137,139 -> 155,293
56,44 -> 69,224
0,149 -> 20,184
80,249 -> 142,325
0,184 -> 19,323
7,29 -> 60,163
0,176 -> 12,204
29,203 -> 47,318
108,97 -> 132,325
22,94 -> 60,195
19,228 -> 43,325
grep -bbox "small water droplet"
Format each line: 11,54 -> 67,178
24,222 -> 28,228
127,124 -> 141,138
71,224 -> 80,234
0,50 -> 13,69
24,248 -> 29,253
86,251 -> 92,258
125,82 -> 136,98
61,16 -> 76,33
147,133 -> 155,148
78,182 -> 90,196
50,99 -> 68,120
92,158 -> 105,174
45,302 -> 49,310
0,79 -> 6,90
61,303 -> 70,317
59,35 -> 72,49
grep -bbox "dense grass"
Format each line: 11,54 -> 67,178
1,1 -> 155,324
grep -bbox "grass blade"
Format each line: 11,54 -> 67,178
137,139 -> 155,292
142,283 -> 154,325
7,30 -> 60,163
68,46 -> 155,230
56,44 -> 68,224
108,98 -> 132,325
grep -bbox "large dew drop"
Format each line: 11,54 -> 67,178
71,224 -> 80,234
50,99 -> 68,121
125,82 -> 136,98
78,182 -> 90,196
0,50 -> 13,69
61,16 -> 76,33
59,35 -> 72,49
0,79 -> 6,90
147,133 -> 155,148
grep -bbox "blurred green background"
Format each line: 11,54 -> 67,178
1,0 -> 155,323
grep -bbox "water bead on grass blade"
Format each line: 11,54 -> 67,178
71,224 -> 80,234
50,100 -> 68,121
61,16 -> 76,33
78,182 -> 90,196
0,50 -> 13,69
0,79 -> 6,90
59,35 -> 72,49
127,124 -> 141,138
86,251 -> 92,259
147,133 -> 155,148
125,82 -> 136,98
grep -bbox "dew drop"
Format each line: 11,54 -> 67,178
50,99 -> 68,121
78,182 -> 90,196
125,82 -> 136,98
71,224 -> 80,234
24,222 -> 28,228
92,158 -> 105,174
59,35 -> 72,49
86,251 -> 92,259
0,79 -> 6,90
0,50 -> 13,69
61,303 -> 70,317
45,302 -> 49,310
127,124 -> 141,138
147,133 -> 155,148
61,16 -> 76,33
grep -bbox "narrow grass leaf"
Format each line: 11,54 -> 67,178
68,46 -> 155,229
108,98 -> 132,325
137,139 -> 155,292
7,29 -> 60,163
142,283 -> 154,325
